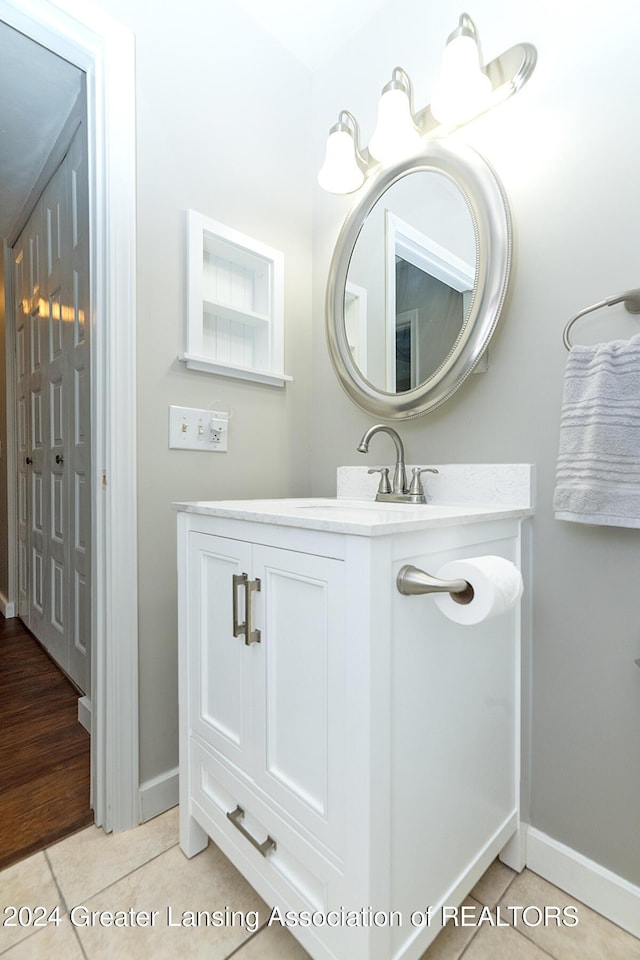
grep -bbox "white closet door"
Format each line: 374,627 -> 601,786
66,127 -> 91,692
14,237 -> 32,627
21,203 -> 48,644
42,156 -> 70,670
12,124 -> 91,693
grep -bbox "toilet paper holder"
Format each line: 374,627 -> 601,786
396,564 -> 475,605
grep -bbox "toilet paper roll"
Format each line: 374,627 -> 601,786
433,555 -> 523,626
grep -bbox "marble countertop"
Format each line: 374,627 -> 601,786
175,465 -> 534,537
174,496 -> 532,537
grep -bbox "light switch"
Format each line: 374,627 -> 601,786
169,405 -> 229,452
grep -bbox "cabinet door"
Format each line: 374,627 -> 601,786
252,545 -> 346,852
187,532 -> 255,771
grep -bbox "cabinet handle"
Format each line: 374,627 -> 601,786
232,573 -> 261,645
232,573 -> 247,639
226,805 -> 276,857
245,576 -> 261,646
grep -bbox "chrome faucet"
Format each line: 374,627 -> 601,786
357,424 -> 438,504
357,424 -> 407,495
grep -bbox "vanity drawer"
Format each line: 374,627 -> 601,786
189,737 -> 346,912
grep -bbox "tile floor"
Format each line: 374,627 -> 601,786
1,807 -> 639,959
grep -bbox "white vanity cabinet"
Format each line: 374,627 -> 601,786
177,494 -> 531,960
182,526 -> 347,855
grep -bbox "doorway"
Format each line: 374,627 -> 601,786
1,0 -> 139,834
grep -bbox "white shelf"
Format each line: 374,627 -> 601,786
185,211 -> 290,385
202,299 -> 270,326
178,353 -> 292,387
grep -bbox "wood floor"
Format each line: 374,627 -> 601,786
0,615 -> 93,871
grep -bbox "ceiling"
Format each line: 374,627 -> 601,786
231,0 -> 389,71
0,21 -> 82,240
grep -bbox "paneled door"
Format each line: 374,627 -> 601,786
13,123 -> 91,693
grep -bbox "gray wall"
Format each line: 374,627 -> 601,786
311,0 -> 640,887
58,0 -> 313,787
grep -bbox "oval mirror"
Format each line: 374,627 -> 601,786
326,139 -> 512,419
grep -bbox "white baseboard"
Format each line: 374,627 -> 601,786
78,696 -> 91,733
525,825 -> 640,939
0,593 -> 16,618
499,820 -> 527,872
139,767 -> 179,822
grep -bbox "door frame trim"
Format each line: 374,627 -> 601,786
1,0 -> 139,832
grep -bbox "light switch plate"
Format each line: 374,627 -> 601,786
169,405 -> 229,452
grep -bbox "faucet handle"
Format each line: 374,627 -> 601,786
408,466 -> 439,498
368,467 -> 392,495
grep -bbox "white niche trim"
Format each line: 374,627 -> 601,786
180,210 -> 292,386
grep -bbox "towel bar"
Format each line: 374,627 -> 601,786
563,288 -> 640,350
396,564 -> 474,604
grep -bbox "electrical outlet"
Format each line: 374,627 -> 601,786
169,405 -> 229,452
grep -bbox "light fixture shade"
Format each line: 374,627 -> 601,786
317,127 -> 365,194
430,19 -> 493,125
368,70 -> 422,163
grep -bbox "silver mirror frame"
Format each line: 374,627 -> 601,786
325,139 -> 512,419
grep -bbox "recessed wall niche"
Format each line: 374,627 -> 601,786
180,210 -> 291,387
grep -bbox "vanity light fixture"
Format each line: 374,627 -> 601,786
368,67 -> 422,163
317,110 -> 367,194
318,12 -> 536,195
430,14 -> 492,125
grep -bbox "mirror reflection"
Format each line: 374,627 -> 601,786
344,171 -> 475,393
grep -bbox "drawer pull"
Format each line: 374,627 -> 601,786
231,573 -> 261,645
226,805 -> 276,857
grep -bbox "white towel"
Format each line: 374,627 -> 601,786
553,332 -> 640,527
